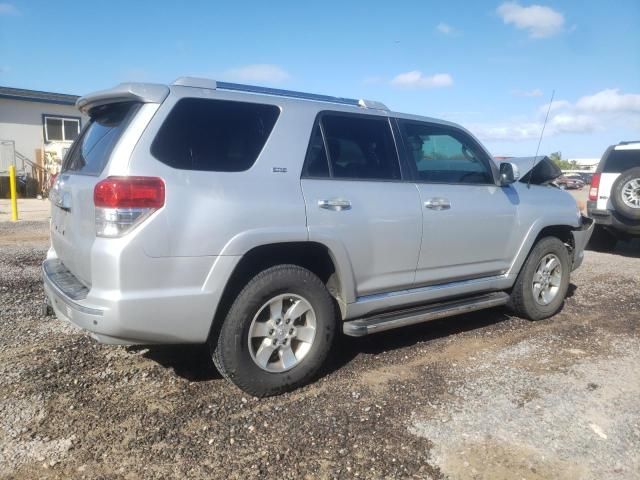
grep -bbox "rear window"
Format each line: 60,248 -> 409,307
151,98 -> 280,172
603,149 -> 640,173
63,102 -> 140,175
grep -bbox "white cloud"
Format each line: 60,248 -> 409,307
471,121 -> 544,141
391,71 -> 453,89
538,99 -> 571,115
549,113 -> 597,133
0,3 -> 18,14
436,22 -> 459,36
513,88 -> 544,97
472,88 -> 640,143
497,2 -> 565,38
470,114 -> 596,142
575,89 -> 640,113
222,64 -> 290,84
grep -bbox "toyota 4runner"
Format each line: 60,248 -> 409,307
44,78 -> 593,396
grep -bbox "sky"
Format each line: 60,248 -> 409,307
0,0 -> 639,159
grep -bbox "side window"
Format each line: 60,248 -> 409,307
320,114 -> 401,181
151,98 -> 280,172
399,121 -> 494,184
603,149 -> 639,173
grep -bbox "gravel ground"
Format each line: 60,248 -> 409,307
0,221 -> 638,479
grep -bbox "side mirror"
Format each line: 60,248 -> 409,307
499,162 -> 520,186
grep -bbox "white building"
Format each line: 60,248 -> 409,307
0,86 -> 88,195
565,158 -> 600,172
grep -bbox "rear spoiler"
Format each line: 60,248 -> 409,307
76,83 -> 170,115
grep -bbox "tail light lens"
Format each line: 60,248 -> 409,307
94,176 -> 165,237
588,173 -> 600,202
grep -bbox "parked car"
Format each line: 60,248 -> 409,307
587,141 -> 640,250
44,78 -> 593,396
565,172 -> 593,185
555,175 -> 585,190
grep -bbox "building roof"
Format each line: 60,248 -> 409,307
0,86 -> 79,106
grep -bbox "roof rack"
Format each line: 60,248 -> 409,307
619,140 -> 640,145
171,77 -> 388,110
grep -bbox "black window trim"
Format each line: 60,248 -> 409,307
395,118 -> 500,187
301,110 -> 409,183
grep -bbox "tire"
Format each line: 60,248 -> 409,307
508,237 -> 571,321
212,265 -> 337,397
610,167 -> 640,220
588,225 -> 618,252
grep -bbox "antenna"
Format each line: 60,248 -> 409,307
528,89 -> 555,189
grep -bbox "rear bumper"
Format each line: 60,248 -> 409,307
570,216 -> 594,270
587,202 -> 640,236
42,254 -> 240,345
42,260 -> 113,340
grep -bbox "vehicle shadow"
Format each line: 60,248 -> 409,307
586,238 -> 640,258
130,308 -> 515,385
322,308 -> 513,376
129,344 -> 222,381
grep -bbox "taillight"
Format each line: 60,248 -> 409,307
94,176 -> 165,237
588,173 -> 600,202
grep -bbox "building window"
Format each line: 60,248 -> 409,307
43,116 -> 80,142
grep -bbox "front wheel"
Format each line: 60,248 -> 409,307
508,237 -> 571,320
212,265 -> 337,397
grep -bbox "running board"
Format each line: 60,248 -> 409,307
342,292 -> 510,337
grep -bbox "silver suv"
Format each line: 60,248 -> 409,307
44,78 -> 593,396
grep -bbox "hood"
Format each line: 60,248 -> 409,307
496,156 -> 562,185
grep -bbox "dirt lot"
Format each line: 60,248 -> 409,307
0,199 -> 50,223
0,221 -> 638,479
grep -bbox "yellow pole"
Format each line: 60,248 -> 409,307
9,164 -> 18,221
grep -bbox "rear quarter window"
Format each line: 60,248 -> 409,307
151,98 -> 280,172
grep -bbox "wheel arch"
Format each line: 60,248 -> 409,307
207,241 -> 354,343
508,222 -> 577,279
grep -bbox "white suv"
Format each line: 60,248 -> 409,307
587,141 -> 640,250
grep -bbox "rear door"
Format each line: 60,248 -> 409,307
301,112 -> 422,297
397,119 -> 519,286
50,103 -> 140,285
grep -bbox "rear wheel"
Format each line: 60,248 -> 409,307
508,237 -> 570,320
611,167 -> 640,220
588,225 -> 618,252
212,265 -> 337,397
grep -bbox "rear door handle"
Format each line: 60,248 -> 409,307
318,199 -> 352,211
424,197 -> 451,210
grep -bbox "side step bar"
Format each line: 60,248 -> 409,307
342,292 -> 510,337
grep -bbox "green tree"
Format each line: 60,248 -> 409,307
549,151 -> 577,170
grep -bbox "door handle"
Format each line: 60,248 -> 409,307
424,198 -> 451,210
318,199 -> 352,211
